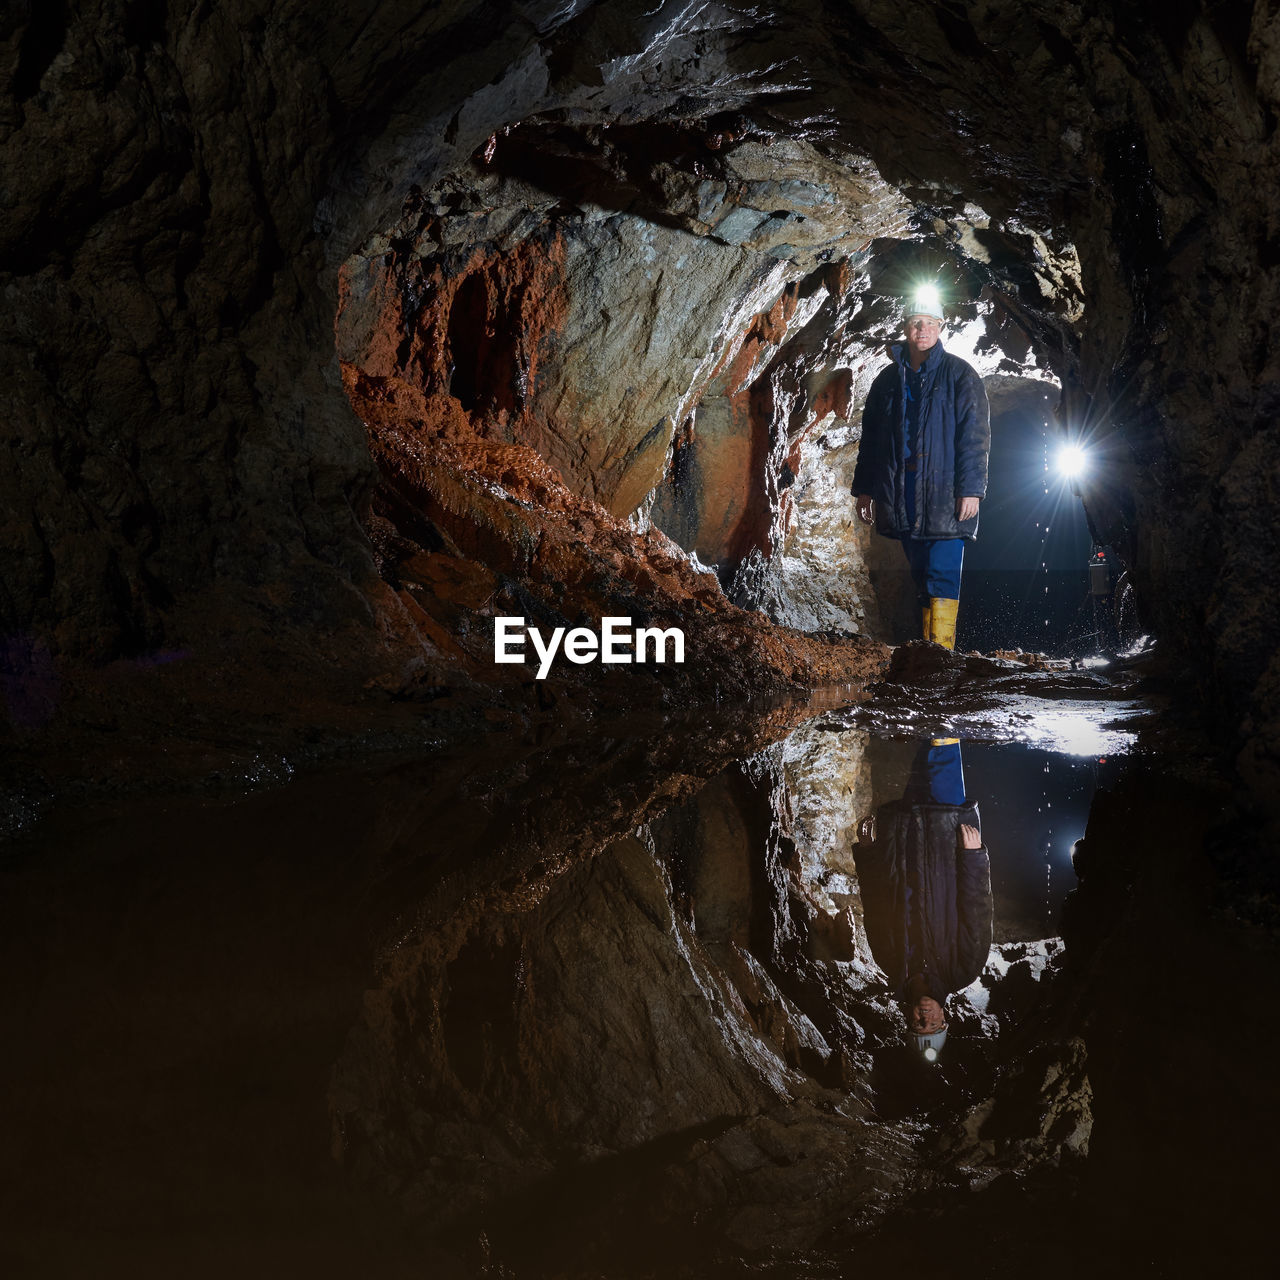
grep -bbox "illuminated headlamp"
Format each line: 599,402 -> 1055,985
910,1025 -> 948,1062
907,283 -> 945,322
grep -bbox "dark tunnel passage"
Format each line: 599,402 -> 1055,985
4,2 -> 1280,1276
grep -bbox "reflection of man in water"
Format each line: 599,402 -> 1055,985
855,739 -> 993,1062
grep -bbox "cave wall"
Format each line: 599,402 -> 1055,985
4,1 -> 1280,796
336,134 -> 1065,651
338,131 -> 906,515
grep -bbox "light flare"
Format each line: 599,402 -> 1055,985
1057,443 -> 1087,479
909,282 -> 943,318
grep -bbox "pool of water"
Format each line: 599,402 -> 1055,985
1,684 -> 1274,1277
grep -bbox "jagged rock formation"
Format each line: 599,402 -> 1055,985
335,124 -> 1056,654
5,1 -> 1279,807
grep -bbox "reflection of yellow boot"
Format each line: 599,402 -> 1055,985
929,597 -> 959,650
921,602 -> 932,640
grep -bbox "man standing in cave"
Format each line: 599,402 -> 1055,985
853,286 -> 991,649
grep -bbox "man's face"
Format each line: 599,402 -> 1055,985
904,314 -> 942,359
910,996 -> 945,1034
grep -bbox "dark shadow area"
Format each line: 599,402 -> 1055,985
962,402 -> 1098,656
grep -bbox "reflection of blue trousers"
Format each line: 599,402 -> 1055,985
904,741 -> 967,806
903,537 -> 963,602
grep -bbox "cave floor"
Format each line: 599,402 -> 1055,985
1,665 -> 1276,1278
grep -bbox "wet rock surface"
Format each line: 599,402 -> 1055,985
827,639 -> 1164,757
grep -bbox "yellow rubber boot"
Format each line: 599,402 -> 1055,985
921,602 -> 932,640
929,597 -> 959,650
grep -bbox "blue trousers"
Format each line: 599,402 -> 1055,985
903,470 -> 963,601
902,536 -> 963,603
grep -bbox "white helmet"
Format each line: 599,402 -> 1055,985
910,1025 -> 948,1063
907,283 -> 945,322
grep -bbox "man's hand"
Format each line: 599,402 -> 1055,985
958,823 -> 982,849
856,495 -> 875,525
956,495 -> 980,522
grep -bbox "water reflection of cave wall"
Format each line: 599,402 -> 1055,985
332,727 -> 889,1186
330,716 -> 1096,1263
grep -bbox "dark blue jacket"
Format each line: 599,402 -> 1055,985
852,340 -> 990,540
855,800 -> 993,1003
